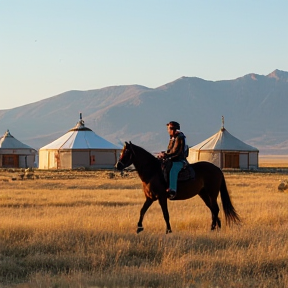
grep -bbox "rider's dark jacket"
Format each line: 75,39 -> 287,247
165,131 -> 186,162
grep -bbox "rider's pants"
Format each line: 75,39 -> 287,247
169,161 -> 184,191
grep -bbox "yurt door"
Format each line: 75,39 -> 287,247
224,153 -> 239,168
2,155 -> 19,168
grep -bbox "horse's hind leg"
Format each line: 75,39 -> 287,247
199,189 -> 221,230
211,202 -> 221,230
137,197 -> 153,233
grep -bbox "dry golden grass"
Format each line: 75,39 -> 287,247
259,155 -> 288,168
0,167 -> 288,288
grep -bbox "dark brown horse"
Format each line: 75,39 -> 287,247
115,141 -> 240,234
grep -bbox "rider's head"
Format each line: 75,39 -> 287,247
167,121 -> 180,130
167,121 -> 180,136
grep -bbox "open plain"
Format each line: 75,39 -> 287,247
0,157 -> 288,288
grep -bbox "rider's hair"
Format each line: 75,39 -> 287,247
167,121 -> 180,131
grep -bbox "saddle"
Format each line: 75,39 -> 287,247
161,159 -> 195,183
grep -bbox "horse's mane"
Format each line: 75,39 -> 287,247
131,143 -> 161,168
130,143 -> 164,183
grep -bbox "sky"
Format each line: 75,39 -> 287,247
1,0 -> 288,110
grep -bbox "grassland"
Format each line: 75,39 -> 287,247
0,158 -> 288,288
259,155 -> 288,168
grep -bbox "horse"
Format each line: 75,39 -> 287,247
115,141 -> 240,234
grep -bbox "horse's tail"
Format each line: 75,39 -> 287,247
220,174 -> 241,226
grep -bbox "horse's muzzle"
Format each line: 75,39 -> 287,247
115,161 -> 124,170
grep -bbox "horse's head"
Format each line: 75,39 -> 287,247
115,141 -> 134,170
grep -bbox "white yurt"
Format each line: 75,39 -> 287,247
38,114 -> 121,169
187,118 -> 259,170
0,130 -> 37,168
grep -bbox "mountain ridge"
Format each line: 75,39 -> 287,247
1,69 -> 288,154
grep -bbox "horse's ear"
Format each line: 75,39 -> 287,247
124,141 -> 128,146
129,141 -> 132,145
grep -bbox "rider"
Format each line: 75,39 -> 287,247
160,121 -> 187,199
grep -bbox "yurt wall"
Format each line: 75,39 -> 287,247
91,150 -> 118,168
71,151 -> 90,168
247,152 -> 258,169
59,151 -> 71,169
38,150 -> 58,169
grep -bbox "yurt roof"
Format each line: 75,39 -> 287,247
0,130 -> 36,150
40,115 -> 121,150
190,127 -> 259,152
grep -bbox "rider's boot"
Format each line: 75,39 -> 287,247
166,188 -> 176,200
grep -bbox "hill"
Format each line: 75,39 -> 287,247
1,69 -> 288,154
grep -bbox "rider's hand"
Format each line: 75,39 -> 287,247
157,152 -> 166,159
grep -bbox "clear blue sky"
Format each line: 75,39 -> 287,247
1,0 -> 287,109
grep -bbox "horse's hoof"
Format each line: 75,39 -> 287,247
137,227 -> 144,233
166,229 -> 172,234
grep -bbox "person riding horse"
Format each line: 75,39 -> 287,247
158,121 -> 187,199
115,141 -> 240,233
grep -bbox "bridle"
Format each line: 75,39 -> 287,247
117,144 -> 135,168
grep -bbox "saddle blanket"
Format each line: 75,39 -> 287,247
162,161 -> 195,182
178,165 -> 195,182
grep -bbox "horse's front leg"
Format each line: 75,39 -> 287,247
158,197 -> 172,234
137,197 -> 153,233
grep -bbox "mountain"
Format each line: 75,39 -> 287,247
1,69 -> 288,154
